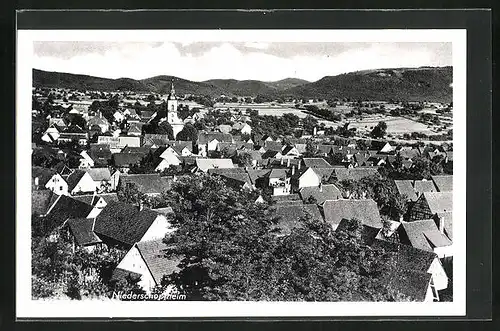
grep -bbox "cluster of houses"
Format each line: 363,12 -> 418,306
31,83 -> 454,302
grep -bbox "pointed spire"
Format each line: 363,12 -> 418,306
170,78 -> 176,96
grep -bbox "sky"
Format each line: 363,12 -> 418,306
33,41 -> 452,82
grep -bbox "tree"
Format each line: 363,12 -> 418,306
302,115 -> 318,135
370,121 -> 387,139
156,121 -> 174,139
161,174 -> 401,301
232,152 -> 253,167
176,123 -> 198,141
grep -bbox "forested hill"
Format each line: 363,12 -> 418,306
282,67 -> 453,103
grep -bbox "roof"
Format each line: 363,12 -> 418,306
212,171 -> 252,189
398,148 -> 420,159
246,169 -> 271,185
422,191 -> 453,214
112,153 -> 144,167
72,193 -> 119,206
263,141 -> 283,152
299,184 -> 342,204
333,167 -> 380,182
120,174 -> 172,195
302,158 -> 333,168
111,267 -> 142,283
44,195 -> 94,230
88,116 -> 109,127
386,268 -> 432,302
435,212 -> 453,240
197,131 -> 233,144
31,189 -> 58,215
195,158 -> 234,172
322,199 -> 382,229
401,220 -> 452,251
67,218 -> 102,246
269,168 -> 288,179
143,134 -> 171,146
431,175 -> 453,192
86,168 -> 111,182
273,204 -> 323,235
89,144 -> 112,166
94,201 -> 161,246
311,167 -> 335,181
394,180 -> 419,202
271,194 -> 301,203
136,240 -> 182,285
217,124 -> 232,134
413,180 -> 437,194
65,170 -> 87,191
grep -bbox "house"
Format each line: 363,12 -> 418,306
195,158 -> 235,173
114,111 -> 125,122
140,110 -> 156,122
112,153 -> 144,170
322,199 -> 382,231
73,192 -> 120,218
247,169 -> 272,188
79,150 -> 95,168
32,166 -> 57,190
394,180 -> 419,202
302,158 -> 333,169
118,136 -> 142,149
143,134 -> 171,147
372,239 -> 448,300
433,212 -> 453,242
89,144 -> 112,167
409,192 -> 453,221
335,218 -> 381,246
398,220 -> 453,258
87,115 -> 110,133
413,180 -> 438,196
155,152 -> 181,172
97,136 -> 120,151
232,122 -> 252,135
43,194 -> 94,234
113,239 -> 181,293
431,175 -> 453,192
66,170 -> 97,195
41,124 -> 61,143
379,142 -> 395,154
31,189 -> 60,217
209,171 -> 253,191
281,145 -> 301,158
57,132 -> 88,146
263,141 -> 283,152
273,204 -> 323,236
65,218 -> 103,252
86,168 -> 112,192
45,172 -> 69,196
93,201 -> 175,249
268,168 -> 291,196
291,167 -> 321,190
119,173 -> 172,196
197,132 -> 233,156
216,124 -> 232,134
299,184 -> 342,205
127,122 -> 144,136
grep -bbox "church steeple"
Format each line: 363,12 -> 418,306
168,79 -> 176,100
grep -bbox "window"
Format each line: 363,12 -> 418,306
59,186 -> 63,191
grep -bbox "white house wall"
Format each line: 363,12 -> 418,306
140,216 -> 176,242
71,173 -> 97,195
427,257 -> 448,291
115,246 -> 156,293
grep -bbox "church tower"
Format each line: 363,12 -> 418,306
166,79 -> 184,138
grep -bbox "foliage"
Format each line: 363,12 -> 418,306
370,121 -> 387,139
117,182 -> 147,205
176,123 -> 198,141
232,152 -> 253,167
161,174 -> 399,301
302,115 -> 319,135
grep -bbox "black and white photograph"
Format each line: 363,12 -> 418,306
16,28 -> 467,318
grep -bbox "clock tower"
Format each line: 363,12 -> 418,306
166,79 -> 184,138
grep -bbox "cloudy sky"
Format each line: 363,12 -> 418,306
33,41 -> 452,82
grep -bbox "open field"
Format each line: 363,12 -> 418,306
344,116 -> 433,134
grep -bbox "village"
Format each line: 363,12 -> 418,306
31,80 -> 454,303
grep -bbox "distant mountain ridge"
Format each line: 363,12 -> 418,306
33,66 -> 452,102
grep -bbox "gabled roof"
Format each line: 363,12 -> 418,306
246,169 -> 272,185
322,199 -> 382,229
302,158 -> 333,168
299,184 -> 342,204
413,180 -> 437,194
273,204 -> 323,235
112,153 -> 144,167
197,131 -> 233,144
136,240 -> 182,285
94,201 -> 161,246
261,150 -> 282,159
120,174 -> 172,195
398,148 -> 420,159
269,168 -> 288,179
44,195 -> 93,230
263,141 -> 283,152
89,144 -> 112,166
401,220 -> 452,251
143,134 -> 171,146
72,193 -> 119,207
195,158 -> 234,172
386,268 -> 432,302
32,166 -> 57,187
67,218 -> 102,246
311,167 -> 335,181
31,189 -> 58,216
215,172 -> 253,188
88,116 -> 109,127
121,146 -> 152,155
65,170 -> 87,191
431,175 -> 453,192
333,167 -> 380,182
435,212 -> 453,241
394,180 -> 419,202
422,191 -> 453,214
86,168 -> 111,182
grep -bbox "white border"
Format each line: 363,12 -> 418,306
16,29 -> 466,318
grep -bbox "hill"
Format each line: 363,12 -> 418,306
283,67 -> 453,103
202,77 -> 309,96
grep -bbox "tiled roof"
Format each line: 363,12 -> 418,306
66,170 -> 87,192
333,167 -> 380,182
195,158 -> 234,172
143,134 -> 171,146
263,141 -> 283,152
322,199 -> 382,230
197,131 -> 233,144
44,195 -> 93,231
120,174 -> 172,195
136,240 -> 182,285
246,169 -> 271,185
311,167 -> 335,181
386,268 -> 432,302
67,218 -> 102,246
435,212 -> 453,241
401,220 -> 452,251
31,189 -> 58,215
86,168 -> 111,182
413,180 -> 437,194
111,267 -> 142,283
299,184 -> 342,204
269,168 -> 288,179
89,144 -> 112,166
431,175 -> 453,192
112,153 -> 144,167
394,180 -> 418,201
32,166 -> 57,187
302,158 -> 333,168
422,192 -> 453,214
94,201 -> 161,246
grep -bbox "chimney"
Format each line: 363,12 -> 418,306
313,127 -> 317,136
298,161 -> 301,170
319,183 -> 323,192
291,166 -> 295,176
280,158 -> 284,165
34,177 -> 39,189
287,158 -> 291,167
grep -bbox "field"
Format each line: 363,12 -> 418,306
345,116 -> 433,134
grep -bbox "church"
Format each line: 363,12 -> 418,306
166,80 -> 184,138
